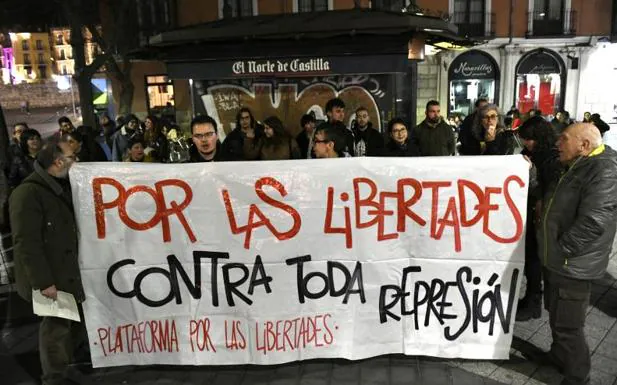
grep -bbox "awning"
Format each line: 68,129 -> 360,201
150,9 -> 461,47
146,9 -> 471,80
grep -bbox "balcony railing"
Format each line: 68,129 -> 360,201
527,9 -> 577,37
452,12 -> 495,38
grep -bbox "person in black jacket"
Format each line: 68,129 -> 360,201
536,123 -> 617,385
590,113 -> 610,137
383,118 -> 419,157
515,116 -> 560,322
8,122 -> 28,165
222,107 -> 263,161
351,106 -> 384,156
314,98 -> 355,157
189,115 -> 226,162
458,98 -> 488,155
9,128 -> 42,189
296,114 -> 316,159
472,104 -> 516,155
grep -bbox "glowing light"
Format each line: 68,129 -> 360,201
433,41 -> 467,50
53,74 -> 71,90
425,44 -> 441,56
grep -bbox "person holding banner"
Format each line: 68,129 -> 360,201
189,115 -> 226,162
9,141 -> 86,385
383,118 -> 419,157
312,121 -> 349,158
540,122 -> 617,385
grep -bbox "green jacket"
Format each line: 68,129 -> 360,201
9,161 -> 84,302
413,119 -> 455,156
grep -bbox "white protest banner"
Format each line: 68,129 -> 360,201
70,156 -> 528,368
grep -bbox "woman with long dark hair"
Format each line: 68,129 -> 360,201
9,129 -> 42,188
243,116 -> 300,160
515,115 -> 561,321
143,115 -> 169,162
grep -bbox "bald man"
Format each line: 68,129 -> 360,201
538,123 -> 617,385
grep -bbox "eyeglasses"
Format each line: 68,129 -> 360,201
193,132 -> 216,140
391,128 -> 407,134
483,114 -> 499,121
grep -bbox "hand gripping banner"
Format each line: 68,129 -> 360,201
69,156 -> 528,368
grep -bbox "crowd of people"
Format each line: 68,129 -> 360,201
4,96 -> 617,385
5,97 -> 612,185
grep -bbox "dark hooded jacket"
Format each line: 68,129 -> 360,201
540,145 -> 617,280
9,161 -> 83,302
222,124 -> 265,161
471,124 -> 516,155
351,122 -> 384,156
383,139 -> 420,157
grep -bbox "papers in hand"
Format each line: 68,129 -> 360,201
32,289 -> 81,322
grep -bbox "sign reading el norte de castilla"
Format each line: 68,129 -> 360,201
232,58 -> 331,76
70,156 -> 528,368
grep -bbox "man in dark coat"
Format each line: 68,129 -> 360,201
458,98 -> 488,155
9,141 -> 85,385
351,106 -> 384,156
222,107 -> 263,161
413,100 -> 455,156
296,113 -> 316,159
538,123 -> 617,385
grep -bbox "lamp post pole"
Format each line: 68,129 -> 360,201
70,75 -> 77,119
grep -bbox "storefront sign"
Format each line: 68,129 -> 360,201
168,54 -> 408,79
232,58 -> 331,76
449,50 -> 497,80
70,157 -> 528,368
517,50 -> 563,75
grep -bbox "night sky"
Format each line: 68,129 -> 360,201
0,0 -> 68,31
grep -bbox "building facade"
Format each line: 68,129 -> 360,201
50,26 -> 103,76
7,32 -> 53,83
111,0 -> 617,128
418,0 -> 616,122
50,27 -> 74,75
110,0 -> 456,128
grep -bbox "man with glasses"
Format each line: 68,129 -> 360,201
189,115 -> 226,162
312,122 -> 348,159
9,140 -> 85,385
413,100 -> 455,156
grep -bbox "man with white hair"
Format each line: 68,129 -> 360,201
539,123 -> 617,385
